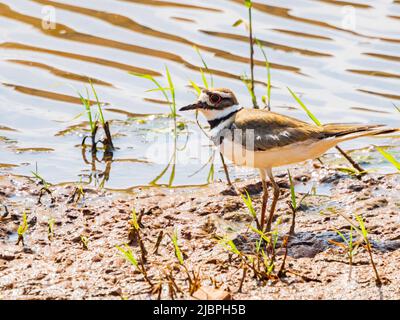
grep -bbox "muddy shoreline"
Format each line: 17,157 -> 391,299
0,161 -> 399,300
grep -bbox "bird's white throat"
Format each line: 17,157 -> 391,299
200,104 -> 241,122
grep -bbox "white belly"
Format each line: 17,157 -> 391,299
219,138 -> 339,169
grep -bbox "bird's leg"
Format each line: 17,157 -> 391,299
259,169 -> 268,231
266,168 -> 280,232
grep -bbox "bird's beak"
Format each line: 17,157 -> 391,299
179,101 -> 206,111
179,103 -> 198,111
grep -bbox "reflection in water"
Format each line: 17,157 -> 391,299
0,0 -> 399,189
81,143 -> 113,189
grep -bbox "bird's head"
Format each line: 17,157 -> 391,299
179,88 -> 238,113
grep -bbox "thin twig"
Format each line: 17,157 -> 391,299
237,265 -> 247,293
335,146 -> 365,175
248,5 -> 257,109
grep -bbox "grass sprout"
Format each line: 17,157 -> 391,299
16,211 -> 28,245
80,235 -> 89,250
48,217 -> 55,241
78,83 -> 114,156
171,229 -> 184,265
355,214 -> 382,286
31,163 -> 54,204
328,208 -> 383,286
241,190 -> 260,229
329,226 -> 361,281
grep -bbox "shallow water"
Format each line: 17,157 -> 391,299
0,0 -> 399,189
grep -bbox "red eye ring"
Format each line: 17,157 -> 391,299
210,94 -> 222,104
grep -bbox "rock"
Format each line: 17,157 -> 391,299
239,182 -> 262,195
364,197 -> 388,210
82,208 -> 94,216
320,173 -> 342,183
109,287 -> 122,296
220,186 -> 238,196
348,184 -> 364,192
0,253 -> 15,261
192,286 -> 232,300
92,254 -> 103,262
294,174 -> 311,182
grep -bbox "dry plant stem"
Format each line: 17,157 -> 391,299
1,205 -> 9,218
140,261 -> 153,286
91,123 -> 99,154
288,203 -> 296,235
365,241 -> 382,286
348,254 -> 353,281
220,152 -> 232,186
16,235 -> 24,246
335,145 -> 365,175
266,168 -> 280,232
248,6 -> 257,109
167,270 -> 182,294
259,169 -> 269,231
237,265 -> 247,293
103,121 -> 115,151
37,188 -> 54,205
285,269 -> 321,283
153,230 -> 164,254
137,232 -> 148,264
278,236 -> 290,277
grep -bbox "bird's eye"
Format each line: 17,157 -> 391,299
210,94 -> 221,104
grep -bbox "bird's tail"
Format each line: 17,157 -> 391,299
322,124 -> 399,142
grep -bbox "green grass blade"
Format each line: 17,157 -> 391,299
334,228 -> 349,246
232,19 -> 244,27
375,146 -> 400,170
145,87 -> 172,93
287,170 -> 297,210
116,245 -> 139,269
194,46 -> 214,87
207,163 -> 214,183
171,229 -> 184,265
256,39 -> 271,107
130,72 -> 170,105
89,81 -> 105,126
219,237 -> 241,255
165,66 -> 176,117
241,191 -> 257,220
130,209 -> 140,231
355,215 -> 368,239
241,75 -> 257,107
17,211 -> 28,236
189,80 -> 202,96
288,87 -> 321,126
78,92 -> 95,133
168,163 -> 176,187
199,68 -> 209,89
249,225 -> 271,244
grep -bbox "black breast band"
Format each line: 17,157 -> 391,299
208,108 -> 243,129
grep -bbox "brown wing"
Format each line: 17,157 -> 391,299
229,109 -> 386,151
230,109 -> 324,151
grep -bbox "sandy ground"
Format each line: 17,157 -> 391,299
0,161 -> 400,300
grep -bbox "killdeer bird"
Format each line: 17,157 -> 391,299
180,88 -> 398,231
